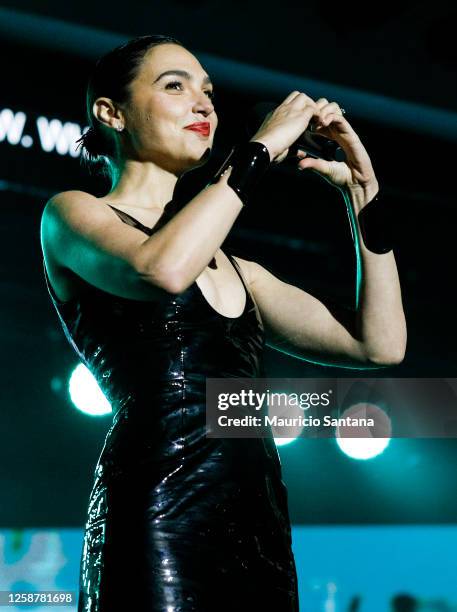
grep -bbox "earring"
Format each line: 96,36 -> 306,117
116,124 -> 124,132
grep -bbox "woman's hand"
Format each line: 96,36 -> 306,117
250,91 -> 321,162
296,98 -> 379,202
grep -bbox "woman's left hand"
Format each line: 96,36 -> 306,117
296,99 -> 379,203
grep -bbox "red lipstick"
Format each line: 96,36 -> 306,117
184,122 -> 210,137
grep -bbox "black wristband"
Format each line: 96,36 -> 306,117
209,141 -> 271,206
357,190 -> 394,254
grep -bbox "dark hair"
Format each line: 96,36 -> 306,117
76,34 -> 183,180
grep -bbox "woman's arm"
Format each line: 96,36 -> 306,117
236,228 -> 406,370
238,98 -> 406,369
41,169 -> 243,300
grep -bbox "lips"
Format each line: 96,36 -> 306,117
184,122 -> 210,136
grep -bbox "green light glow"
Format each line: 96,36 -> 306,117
68,363 -> 112,416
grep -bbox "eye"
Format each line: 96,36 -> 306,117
165,80 -> 183,91
164,80 -> 215,101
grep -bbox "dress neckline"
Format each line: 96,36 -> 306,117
107,203 -> 251,320
43,200 -> 252,320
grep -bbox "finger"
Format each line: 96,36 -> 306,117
301,99 -> 322,126
296,149 -> 307,158
316,112 -> 348,128
316,98 -> 329,110
282,90 -> 302,105
318,103 -> 346,125
288,92 -> 318,110
319,101 -> 344,116
314,113 -> 360,147
298,156 -> 331,174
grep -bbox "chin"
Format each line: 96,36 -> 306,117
180,147 -> 212,175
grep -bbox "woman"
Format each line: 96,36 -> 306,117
40,35 -> 406,611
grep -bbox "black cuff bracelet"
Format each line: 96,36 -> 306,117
209,141 -> 271,206
357,190 -> 394,254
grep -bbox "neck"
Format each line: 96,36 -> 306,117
106,159 -> 179,212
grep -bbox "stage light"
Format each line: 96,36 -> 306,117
336,436 -> 390,459
335,402 -> 391,459
269,390 -> 306,447
68,363 -> 112,416
274,437 -> 299,447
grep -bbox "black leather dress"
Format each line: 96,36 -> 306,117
43,198 -> 299,611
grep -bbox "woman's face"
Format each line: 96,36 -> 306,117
122,43 -> 217,174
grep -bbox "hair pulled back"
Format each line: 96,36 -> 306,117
76,34 -> 183,179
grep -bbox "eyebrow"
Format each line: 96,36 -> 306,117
153,69 -> 213,86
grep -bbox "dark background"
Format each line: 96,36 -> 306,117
0,1 -> 456,527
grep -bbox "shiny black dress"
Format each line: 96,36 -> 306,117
43,199 -> 299,612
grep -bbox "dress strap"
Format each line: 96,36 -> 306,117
228,253 -> 249,293
106,200 -> 178,236
107,205 -> 153,234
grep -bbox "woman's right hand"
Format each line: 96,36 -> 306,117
250,91 -> 321,163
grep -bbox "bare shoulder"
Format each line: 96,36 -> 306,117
41,190 -> 83,246
40,189 -> 175,302
42,190 -> 105,225
41,190 -> 120,276
45,189 -> 93,208
41,190 -> 119,252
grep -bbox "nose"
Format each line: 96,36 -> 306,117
192,91 -> 215,117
